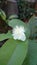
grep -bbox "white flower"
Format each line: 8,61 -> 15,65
12,26 -> 26,41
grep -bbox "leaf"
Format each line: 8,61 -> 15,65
22,40 -> 37,65
8,15 -> 18,20
22,53 -> 29,65
0,9 -> 6,21
28,16 -> 37,38
28,40 -> 37,65
8,19 -> 26,28
0,11 -> 1,15
0,31 -> 12,41
0,39 -> 28,65
0,38 -> 17,65
7,40 -> 28,65
8,19 -> 30,38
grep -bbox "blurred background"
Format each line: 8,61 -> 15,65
0,0 -> 37,21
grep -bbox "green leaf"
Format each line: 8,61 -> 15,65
28,16 -> 37,38
7,40 -> 28,65
8,15 -> 18,20
0,31 -> 12,41
0,38 -> 18,65
23,40 -> 37,65
8,19 -> 26,28
8,19 -> 30,38
0,9 -> 6,21
0,39 -> 28,65
0,11 -> 1,15
28,40 -> 37,65
22,54 -> 29,65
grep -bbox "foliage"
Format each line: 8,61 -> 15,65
0,9 -> 30,40
0,31 -> 12,41
0,9 -> 37,65
8,19 -> 30,38
0,9 -> 6,21
28,40 -> 37,65
17,0 -> 35,20
28,16 -> 37,38
0,39 -> 28,65
8,15 -> 18,20
0,18 -> 30,41
0,10 -> 19,34
0,39 -> 37,65
0,9 -> 29,65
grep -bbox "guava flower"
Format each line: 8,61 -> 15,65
12,26 -> 26,41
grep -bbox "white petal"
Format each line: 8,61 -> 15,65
13,34 -> 17,40
12,26 -> 26,41
21,34 -> 26,41
20,26 -> 25,33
